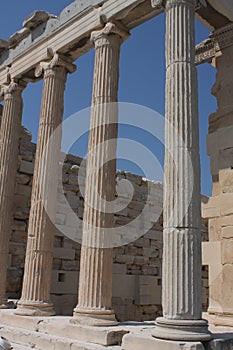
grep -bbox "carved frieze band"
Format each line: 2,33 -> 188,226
195,23 -> 233,65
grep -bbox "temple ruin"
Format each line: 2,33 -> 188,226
0,0 -> 232,349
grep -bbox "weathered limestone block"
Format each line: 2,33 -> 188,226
15,184 -> 31,197
137,276 -> 161,306
20,139 -> 36,152
13,195 -> 29,209
53,248 -> 75,261
222,226 -> 233,239
19,160 -> 34,175
6,269 -> 24,299
220,193 -> 233,216
68,174 -> 79,186
142,266 -> 159,276
55,213 -> 66,226
202,241 -> 221,266
115,254 -> 134,264
125,173 -> 142,186
14,208 -> 30,221
9,28 -> 30,48
61,260 -> 80,271
51,271 -> 79,295
220,215 -> 233,227
202,196 -> 220,219
219,168 -> 233,193
221,239 -> 233,264
23,11 -> 54,30
52,259 -> 62,270
11,231 -> 27,243
15,173 -> 31,185
122,331 -> 206,350
51,294 -> 77,316
208,218 -> 221,241
221,264 -> 233,313
219,147 -> 233,169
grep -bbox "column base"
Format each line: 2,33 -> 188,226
72,307 -> 118,326
14,301 -> 56,316
152,317 -> 212,342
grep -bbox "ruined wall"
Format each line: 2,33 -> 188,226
202,43 -> 233,322
7,125 -> 209,322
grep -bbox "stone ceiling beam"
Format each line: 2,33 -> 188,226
0,0 -> 231,86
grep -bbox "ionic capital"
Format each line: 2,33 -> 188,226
35,51 -> 76,79
151,0 -> 206,10
91,22 -> 130,47
0,78 -> 27,99
151,0 -> 165,9
196,0 -> 207,10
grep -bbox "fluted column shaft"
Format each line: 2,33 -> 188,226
163,0 -> 201,320
73,23 -> 128,326
153,0 -> 211,341
16,54 -> 76,316
0,80 -> 26,307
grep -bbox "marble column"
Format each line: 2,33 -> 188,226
0,79 -> 26,308
15,53 -> 76,316
152,0 -> 211,341
72,23 -> 129,326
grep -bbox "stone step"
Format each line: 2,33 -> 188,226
121,331 -> 206,350
0,310 -> 130,346
0,324 -> 122,350
11,342 -> 37,349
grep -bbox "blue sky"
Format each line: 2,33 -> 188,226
0,1 -> 216,195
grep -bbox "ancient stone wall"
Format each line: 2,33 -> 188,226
7,125 -> 209,322
202,43 -> 233,324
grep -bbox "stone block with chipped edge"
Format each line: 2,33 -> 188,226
122,329 -> 205,350
19,160 -> 34,175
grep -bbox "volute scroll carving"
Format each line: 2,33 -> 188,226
91,22 -> 130,47
151,0 -> 207,10
0,73 -> 27,98
35,50 -> 76,78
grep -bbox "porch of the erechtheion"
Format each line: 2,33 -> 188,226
0,0 -> 232,349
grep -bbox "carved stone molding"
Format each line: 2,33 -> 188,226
195,39 -> 215,65
211,22 -> 233,51
195,22 -> 233,65
35,50 -> 76,78
196,0 -> 207,10
151,0 -> 164,9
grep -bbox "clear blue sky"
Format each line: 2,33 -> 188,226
0,1 -> 216,195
